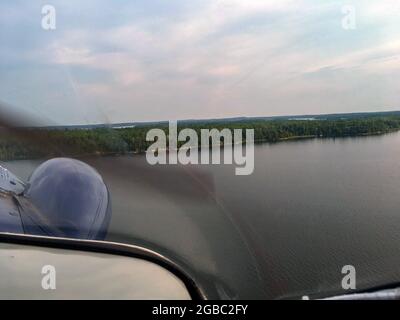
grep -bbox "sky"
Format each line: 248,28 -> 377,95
0,0 -> 399,125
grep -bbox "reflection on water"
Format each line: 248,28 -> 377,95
6,132 -> 400,299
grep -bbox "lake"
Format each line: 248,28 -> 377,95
5,132 -> 400,299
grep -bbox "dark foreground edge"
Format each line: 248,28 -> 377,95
0,232 -> 206,300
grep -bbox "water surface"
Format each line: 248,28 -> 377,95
6,132 -> 400,299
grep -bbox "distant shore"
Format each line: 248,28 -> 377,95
1,113 -> 400,161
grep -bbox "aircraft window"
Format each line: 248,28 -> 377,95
0,242 -> 192,300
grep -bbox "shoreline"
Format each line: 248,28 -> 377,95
2,129 -> 399,162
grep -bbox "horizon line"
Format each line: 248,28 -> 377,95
41,109 -> 400,128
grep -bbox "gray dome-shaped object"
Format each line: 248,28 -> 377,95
24,158 -> 111,240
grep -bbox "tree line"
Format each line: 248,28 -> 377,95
1,115 -> 400,160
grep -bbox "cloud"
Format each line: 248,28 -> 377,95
0,0 -> 399,124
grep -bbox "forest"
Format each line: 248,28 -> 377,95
1,115 -> 400,161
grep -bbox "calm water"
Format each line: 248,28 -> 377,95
5,132 -> 400,299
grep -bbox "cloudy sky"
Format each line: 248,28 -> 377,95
0,0 -> 399,125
